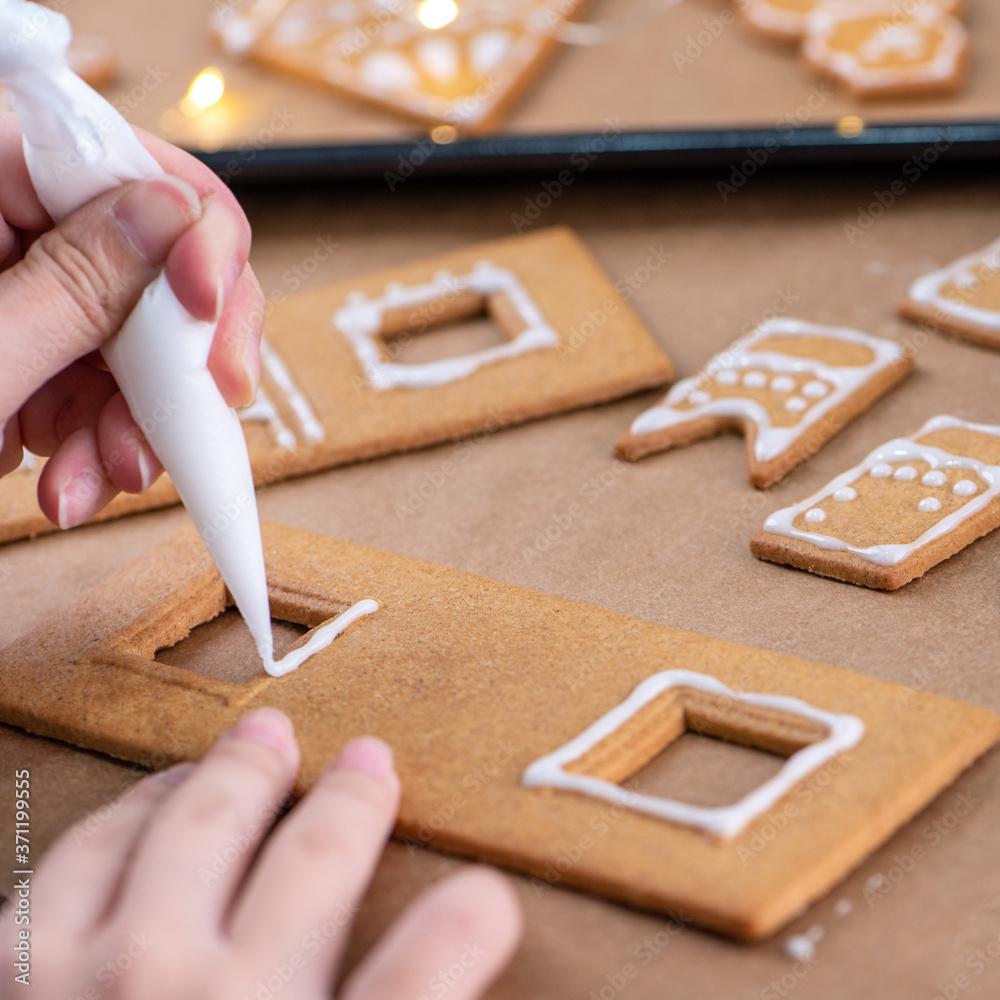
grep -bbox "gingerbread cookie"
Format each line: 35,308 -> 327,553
211,0 -> 590,131
740,0 -> 963,42
615,318 -> 912,487
897,237 -> 1000,351
802,1 -> 969,98
751,415 -> 1000,589
0,227 -> 672,545
1,522 -> 996,939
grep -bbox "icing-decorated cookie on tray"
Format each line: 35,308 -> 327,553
739,0 -> 962,44
211,0 -> 590,131
897,237 -> 1000,351
615,318 -> 913,488
802,1 -> 969,98
751,416 -> 1000,589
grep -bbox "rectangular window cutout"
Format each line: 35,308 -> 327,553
627,731 -> 789,810
382,303 -> 511,368
334,262 -> 558,390
155,610 -> 309,684
524,669 -> 864,839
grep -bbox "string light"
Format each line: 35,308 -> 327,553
180,67 -> 225,117
418,0 -> 458,29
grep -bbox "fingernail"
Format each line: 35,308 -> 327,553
113,176 -> 202,264
213,255 -> 244,323
137,447 -> 154,493
237,336 -> 260,409
56,474 -> 104,530
230,707 -> 295,755
329,737 -> 395,778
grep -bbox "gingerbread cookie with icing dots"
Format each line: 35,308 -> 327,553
752,415 -> 1000,589
802,1 -> 969,98
211,0 -> 590,132
615,318 -> 913,488
897,236 -> 1000,351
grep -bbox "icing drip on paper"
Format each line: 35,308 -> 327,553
628,318 -> 906,464
0,0 -> 352,677
522,669 -> 864,840
761,415 -> 1000,568
334,260 -> 558,390
906,237 -> 1000,332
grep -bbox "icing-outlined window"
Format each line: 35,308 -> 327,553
522,669 -> 864,839
333,260 -> 559,390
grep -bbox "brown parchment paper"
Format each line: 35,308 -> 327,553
39,0 -> 1000,150
2,163 -> 1000,997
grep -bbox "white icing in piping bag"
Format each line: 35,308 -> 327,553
0,0 -> 376,675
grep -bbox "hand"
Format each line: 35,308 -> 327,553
0,111 -> 266,528
2,708 -> 523,998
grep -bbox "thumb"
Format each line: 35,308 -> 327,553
0,174 -> 202,426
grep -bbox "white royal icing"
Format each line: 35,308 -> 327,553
0,0 -> 363,677
906,237 -> 1000,333
893,465 -> 917,481
333,260 -> 558,390
805,508 -> 826,523
803,3 -> 968,92
833,487 -> 856,502
922,470 -> 947,487
918,497 -> 942,512
761,415 -> 1000,567
266,599 -> 378,678
522,669 -> 864,840
628,318 -> 906,464
954,479 -> 977,496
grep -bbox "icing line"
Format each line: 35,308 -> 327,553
761,415 -> 1000,567
907,237 -> 1000,332
522,669 -> 864,840
334,260 -> 558,390
629,318 -> 906,463
266,598 -> 378,678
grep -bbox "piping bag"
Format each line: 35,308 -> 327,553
0,0 -> 375,677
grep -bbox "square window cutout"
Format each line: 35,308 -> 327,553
155,610 -> 309,684
523,670 -> 864,839
333,261 -> 559,390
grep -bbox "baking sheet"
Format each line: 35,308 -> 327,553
47,0 -> 1000,175
2,161 -> 1000,996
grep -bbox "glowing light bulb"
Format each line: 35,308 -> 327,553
180,68 -> 225,116
418,0 -> 458,29
836,115 -> 865,139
